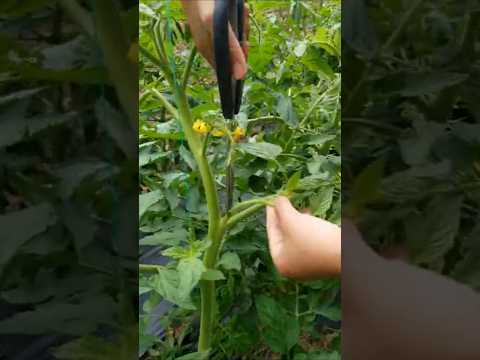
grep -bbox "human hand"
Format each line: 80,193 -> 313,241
180,0 -> 249,80
266,196 -> 341,280
341,219 -> 480,360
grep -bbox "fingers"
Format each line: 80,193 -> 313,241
183,5 -> 215,68
201,41 -> 215,68
228,25 -> 247,80
273,196 -> 299,225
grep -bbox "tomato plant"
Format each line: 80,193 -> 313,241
139,1 -> 341,359
343,1 -> 480,288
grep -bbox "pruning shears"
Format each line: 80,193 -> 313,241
213,0 -> 245,120
213,0 -> 246,212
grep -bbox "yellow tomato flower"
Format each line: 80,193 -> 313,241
192,120 -> 210,134
211,128 -> 225,137
233,127 -> 246,141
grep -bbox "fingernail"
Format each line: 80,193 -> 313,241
233,61 -> 246,80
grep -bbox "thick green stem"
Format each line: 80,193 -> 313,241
199,280 -> 215,351
198,217 -> 227,352
173,82 -> 223,353
196,157 -> 223,353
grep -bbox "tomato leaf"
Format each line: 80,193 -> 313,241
217,252 -> 241,271
201,269 -> 225,281
139,190 -> 163,219
256,295 -> 300,354
285,171 -> 302,192
238,142 -> 283,160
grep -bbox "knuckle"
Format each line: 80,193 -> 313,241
274,257 -> 295,278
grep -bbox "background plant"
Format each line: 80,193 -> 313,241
139,1 -> 341,359
343,1 -> 480,284
0,0 -> 138,358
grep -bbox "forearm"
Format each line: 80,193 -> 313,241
180,0 -> 213,23
343,222 -> 480,359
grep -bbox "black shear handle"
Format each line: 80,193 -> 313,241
213,0 -> 245,119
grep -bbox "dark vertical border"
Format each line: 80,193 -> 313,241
0,1 -> 138,358
342,1 -> 480,358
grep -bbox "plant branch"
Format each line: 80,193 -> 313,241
58,0 -> 94,37
140,45 -> 175,85
247,115 -> 284,124
139,90 -> 150,104
93,0 -> 138,132
182,46 -> 197,90
225,203 -> 266,230
381,0 -> 424,52
150,88 -> 178,119
299,78 -> 338,127
299,1 -> 321,19
153,19 -> 168,64
228,195 -> 276,216
345,0 -> 423,114
139,264 -> 162,273
249,8 -> 262,44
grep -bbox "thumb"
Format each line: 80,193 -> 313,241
228,25 -> 247,80
266,205 -> 284,255
273,196 -> 300,229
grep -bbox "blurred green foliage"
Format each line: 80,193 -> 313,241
343,1 -> 480,281
0,1 -> 138,358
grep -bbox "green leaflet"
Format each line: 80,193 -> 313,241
238,142 -> 283,160
217,252 -> 242,272
255,295 -> 300,354
139,190 -> 164,219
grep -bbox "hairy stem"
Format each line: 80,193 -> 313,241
196,156 -> 223,353
226,203 -> 265,230
199,280 -> 215,351
228,195 -> 276,216
173,80 -> 222,353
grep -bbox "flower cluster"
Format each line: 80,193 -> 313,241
192,120 -> 245,142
